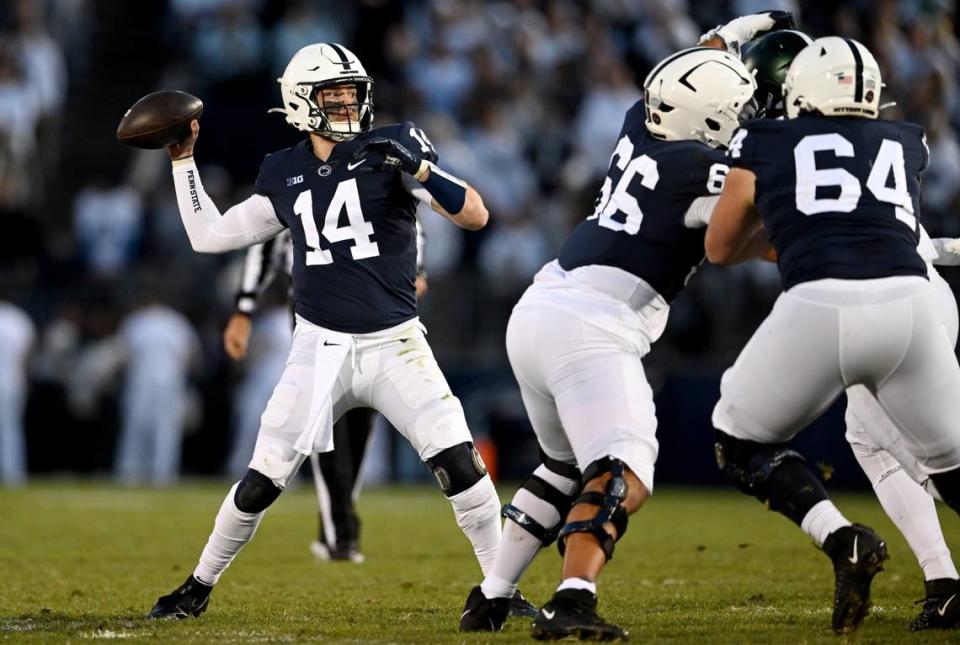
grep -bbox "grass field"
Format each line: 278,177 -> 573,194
2,482 -> 960,643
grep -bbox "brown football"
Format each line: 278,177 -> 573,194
116,90 -> 203,149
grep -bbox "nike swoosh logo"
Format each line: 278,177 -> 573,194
848,535 -> 859,564
541,609 -> 555,620
938,594 -> 956,617
347,159 -> 365,170
323,340 -> 340,346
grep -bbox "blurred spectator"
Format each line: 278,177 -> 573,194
191,2 -> 266,84
477,213 -> 551,295
570,56 -> 642,183
270,1 -> 344,76
0,301 -> 34,486
115,302 -> 200,486
73,179 -> 143,277
0,45 -> 40,190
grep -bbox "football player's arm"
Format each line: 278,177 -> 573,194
705,167 -> 772,265
698,11 -> 795,55
167,120 -> 286,253
415,217 -> 428,297
932,238 -> 960,266
356,136 -> 488,230
401,171 -> 488,230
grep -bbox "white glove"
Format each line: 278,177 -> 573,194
699,12 -> 789,56
933,237 -> 960,266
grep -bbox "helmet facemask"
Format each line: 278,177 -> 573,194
300,78 -> 374,142
271,43 -> 376,141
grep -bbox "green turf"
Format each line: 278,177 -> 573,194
1,482 -> 959,643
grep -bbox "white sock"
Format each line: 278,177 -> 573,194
852,444 -> 959,581
193,483 -> 266,585
480,465 -> 580,599
800,500 -> 851,548
448,475 -> 502,576
557,577 -> 596,595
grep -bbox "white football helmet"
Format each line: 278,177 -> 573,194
783,36 -> 881,119
643,47 -> 757,149
270,43 -> 374,141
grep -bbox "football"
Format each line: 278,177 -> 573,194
116,90 -> 203,149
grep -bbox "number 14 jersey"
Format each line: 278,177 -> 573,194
254,122 -> 437,333
558,102 -> 729,303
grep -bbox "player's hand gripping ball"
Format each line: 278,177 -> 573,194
116,90 -> 203,149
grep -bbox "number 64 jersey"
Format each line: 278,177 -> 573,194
254,122 -> 437,333
726,115 -> 928,290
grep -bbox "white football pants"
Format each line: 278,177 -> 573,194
249,316 -> 473,487
714,275 -> 960,476
505,262 -> 666,492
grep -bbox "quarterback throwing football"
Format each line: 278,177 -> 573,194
148,43 -> 513,619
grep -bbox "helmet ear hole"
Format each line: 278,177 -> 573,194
704,118 -> 721,131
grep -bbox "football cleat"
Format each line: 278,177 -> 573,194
147,574 -> 213,619
310,539 -> 365,563
510,589 -> 538,617
822,523 -> 888,635
910,578 -> 960,631
531,588 -> 628,641
458,585 -> 510,632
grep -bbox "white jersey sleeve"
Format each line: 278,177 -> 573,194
171,158 -> 285,253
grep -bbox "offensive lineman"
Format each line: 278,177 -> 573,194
706,37 -> 960,634
743,29 -> 960,631
147,43 -> 514,619
460,48 -> 759,640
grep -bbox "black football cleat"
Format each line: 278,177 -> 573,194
147,574 -> 213,619
910,578 -> 960,631
531,588 -> 628,641
822,523 -> 888,635
510,589 -> 538,618
458,585 -> 510,632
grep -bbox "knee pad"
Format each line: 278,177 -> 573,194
425,442 -> 487,496
234,468 -> 282,513
556,457 -> 630,562
714,430 -> 827,524
930,467 -> 960,514
714,429 -> 806,497
502,460 -> 581,546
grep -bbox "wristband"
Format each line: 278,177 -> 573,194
421,164 -> 467,214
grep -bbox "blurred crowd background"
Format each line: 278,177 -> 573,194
1,0 -> 959,487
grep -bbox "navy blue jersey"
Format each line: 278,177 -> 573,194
558,102 -> 729,302
728,116 -> 928,290
255,122 -> 438,333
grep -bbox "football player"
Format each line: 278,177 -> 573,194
459,48 -> 758,640
223,220 -> 428,563
742,30 -> 960,631
706,37 -> 960,634
148,43 -> 519,619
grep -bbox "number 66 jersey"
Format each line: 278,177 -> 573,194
255,121 -> 437,333
558,102 -> 729,308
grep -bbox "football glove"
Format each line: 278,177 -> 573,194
354,137 -> 429,180
933,238 -> 960,266
699,11 -> 796,56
